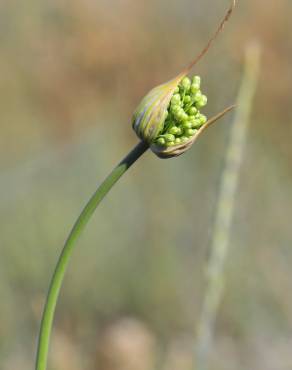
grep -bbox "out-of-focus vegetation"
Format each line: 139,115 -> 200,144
0,1 -> 291,369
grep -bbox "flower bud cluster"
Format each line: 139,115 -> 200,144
154,76 -> 207,147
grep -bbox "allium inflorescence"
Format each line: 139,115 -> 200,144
155,76 -> 207,147
132,0 -> 236,158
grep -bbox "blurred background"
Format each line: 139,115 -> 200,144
0,0 -> 291,369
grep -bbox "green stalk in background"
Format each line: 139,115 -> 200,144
35,3 -> 236,370
195,43 -> 261,370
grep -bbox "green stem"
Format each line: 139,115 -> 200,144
35,140 -> 149,370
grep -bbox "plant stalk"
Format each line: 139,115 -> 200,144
35,140 -> 149,370
195,43 -> 261,369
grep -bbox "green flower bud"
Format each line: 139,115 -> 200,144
157,137 -> 166,146
192,119 -> 203,129
182,121 -> 193,129
169,126 -> 180,135
191,83 -> 200,94
171,104 -> 180,114
196,95 -> 208,108
181,77 -> 191,91
198,113 -> 207,124
188,106 -> 198,115
179,112 -> 189,122
183,95 -> 192,104
194,91 -> 203,102
164,133 -> 176,142
185,128 -> 196,137
192,75 -> 201,87
174,109 -> 186,122
171,94 -> 181,105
